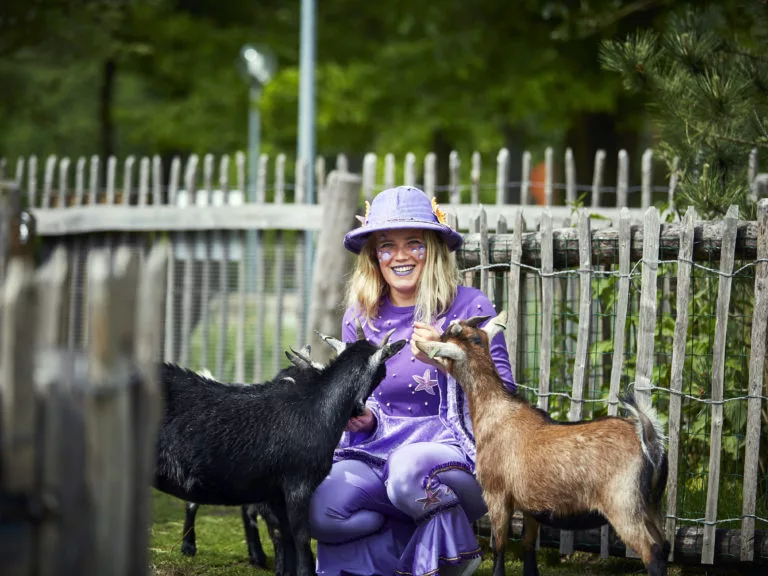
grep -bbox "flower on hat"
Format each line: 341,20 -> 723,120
431,197 -> 447,225
356,200 -> 370,226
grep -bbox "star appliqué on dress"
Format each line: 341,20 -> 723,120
413,368 -> 439,395
416,487 -> 442,510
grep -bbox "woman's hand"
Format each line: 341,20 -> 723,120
411,321 -> 446,373
345,406 -> 376,434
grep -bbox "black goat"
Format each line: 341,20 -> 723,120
176,349 -> 323,572
154,324 -> 406,576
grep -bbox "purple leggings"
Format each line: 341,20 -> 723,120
310,442 -> 486,574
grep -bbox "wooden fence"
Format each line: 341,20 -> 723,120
1,150 -> 767,568
0,177 -> 168,576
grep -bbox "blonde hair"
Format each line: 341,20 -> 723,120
344,230 -> 461,326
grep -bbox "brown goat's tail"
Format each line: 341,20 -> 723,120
619,392 -> 666,471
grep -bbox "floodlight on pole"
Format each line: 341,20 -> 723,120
239,44 -> 276,202
239,44 -> 276,294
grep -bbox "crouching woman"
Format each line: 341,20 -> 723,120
309,186 -> 516,576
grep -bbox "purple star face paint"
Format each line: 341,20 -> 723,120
373,229 -> 427,307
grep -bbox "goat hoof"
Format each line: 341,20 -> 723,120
249,553 -> 268,569
180,541 -> 197,557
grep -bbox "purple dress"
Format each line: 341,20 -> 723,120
309,286 -> 515,576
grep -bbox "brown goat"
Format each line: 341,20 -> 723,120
416,311 -> 669,576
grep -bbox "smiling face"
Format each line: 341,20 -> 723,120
374,228 -> 426,306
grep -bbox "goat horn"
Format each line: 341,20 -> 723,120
314,330 -> 347,356
448,322 -> 463,336
380,328 -> 396,348
355,318 -> 366,341
285,346 -> 311,369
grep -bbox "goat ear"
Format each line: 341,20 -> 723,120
464,315 -> 491,328
482,310 -> 507,342
314,330 -> 347,356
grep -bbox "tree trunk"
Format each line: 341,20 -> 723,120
100,59 -> 116,164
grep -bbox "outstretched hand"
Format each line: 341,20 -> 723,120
411,321 -> 446,373
345,406 -> 376,434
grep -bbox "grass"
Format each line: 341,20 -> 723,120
149,490 -> 694,576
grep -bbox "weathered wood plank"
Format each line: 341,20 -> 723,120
1,257 -> 37,493
449,151 -> 461,205
741,198 -> 768,561
562,210 -> 592,555
424,152 -> 436,199
506,211 -> 525,382
363,152 -> 377,203
178,156 -> 198,366
478,207 -> 489,296
616,150 -> 629,208
471,151 -> 481,205
520,151 -> 531,206
702,205 -> 739,564
42,155 -> 56,208
591,150 -> 606,208
308,172 -> 362,364
57,156 -> 70,206
664,205 -> 696,556
496,148 -> 509,206
544,147 -> 553,207
272,155 -> 286,375
199,154 -> 213,370
601,207 -> 631,558
163,156 -> 181,362
30,203 -> 649,236
27,155 -> 38,208
86,248 -> 139,576
568,210 -> 592,423
666,207 -> 696,557
538,210 -> 554,413
235,152 -> 247,383
634,207 -> 661,407
641,149 -> 653,209
384,153 -> 395,188
565,148 -> 576,207
215,155 -> 231,378
404,152 -> 416,187
130,241 -> 168,576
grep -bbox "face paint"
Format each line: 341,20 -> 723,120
378,249 -> 393,263
373,229 -> 427,306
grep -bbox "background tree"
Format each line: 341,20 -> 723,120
600,1 -> 768,218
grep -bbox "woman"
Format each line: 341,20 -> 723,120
309,186 -> 516,576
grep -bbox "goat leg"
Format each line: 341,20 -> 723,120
283,492 -> 316,576
521,514 -> 540,576
181,502 -> 199,557
485,491 -> 510,576
256,501 -> 293,576
241,505 -> 269,568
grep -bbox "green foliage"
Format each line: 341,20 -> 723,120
600,2 -> 768,218
0,0 -> 690,164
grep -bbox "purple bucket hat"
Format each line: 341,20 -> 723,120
343,186 -> 463,254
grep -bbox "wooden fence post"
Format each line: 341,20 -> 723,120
741,198 -> 768,561
702,205 -> 739,564
308,171 -> 361,364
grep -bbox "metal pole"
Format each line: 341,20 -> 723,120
247,83 -> 262,292
248,84 -> 261,202
298,0 -> 317,333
